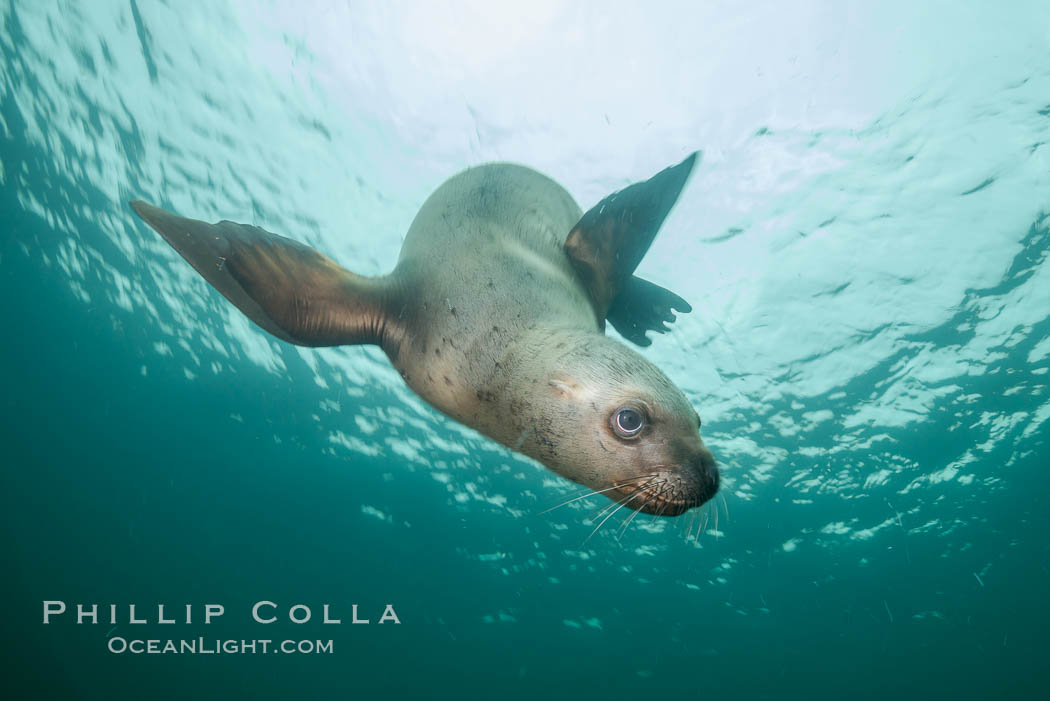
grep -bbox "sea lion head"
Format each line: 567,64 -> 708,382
508,330 -> 719,517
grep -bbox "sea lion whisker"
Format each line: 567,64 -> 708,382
615,505 -> 645,541
583,489 -> 650,545
690,505 -> 708,544
586,496 -> 632,529
684,506 -> 698,540
537,475 -> 656,515
587,478 -> 659,524
649,488 -> 677,525
615,484 -> 673,540
537,484 -> 627,515
693,503 -> 705,546
616,471 -> 663,486
695,505 -> 706,545
585,477 -> 660,522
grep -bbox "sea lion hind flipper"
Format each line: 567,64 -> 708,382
606,276 -> 692,347
130,201 -> 395,348
564,152 -> 698,318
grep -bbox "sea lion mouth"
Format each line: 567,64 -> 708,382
610,472 -> 717,517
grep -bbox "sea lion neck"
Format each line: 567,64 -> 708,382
474,325 -> 598,450
491,326 -> 595,387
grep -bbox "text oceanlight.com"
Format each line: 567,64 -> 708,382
107,638 -> 334,655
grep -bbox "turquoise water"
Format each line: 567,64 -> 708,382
3,1 -> 1049,698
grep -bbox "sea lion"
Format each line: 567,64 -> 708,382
131,153 -> 718,517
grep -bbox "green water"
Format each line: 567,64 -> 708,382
3,1 -> 1049,698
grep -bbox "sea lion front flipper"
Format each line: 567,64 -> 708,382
130,201 -> 396,349
564,152 -> 698,319
606,276 -> 692,347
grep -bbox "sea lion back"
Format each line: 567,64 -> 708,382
397,163 -> 583,266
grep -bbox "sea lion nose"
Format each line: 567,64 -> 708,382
694,448 -> 720,498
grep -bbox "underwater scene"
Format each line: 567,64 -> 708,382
3,1 -> 1049,698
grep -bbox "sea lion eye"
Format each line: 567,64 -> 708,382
612,407 -> 645,438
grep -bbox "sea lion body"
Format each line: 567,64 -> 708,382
391,164 -> 591,429
131,154 -> 719,519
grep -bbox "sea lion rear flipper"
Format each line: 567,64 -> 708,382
130,201 -> 396,349
607,276 -> 692,347
564,152 -> 698,319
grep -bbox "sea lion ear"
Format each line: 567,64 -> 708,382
130,201 -> 395,349
564,152 -> 698,320
548,377 -> 579,399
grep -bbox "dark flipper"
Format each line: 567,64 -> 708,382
130,201 -> 397,348
564,152 -> 698,320
607,276 -> 692,347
